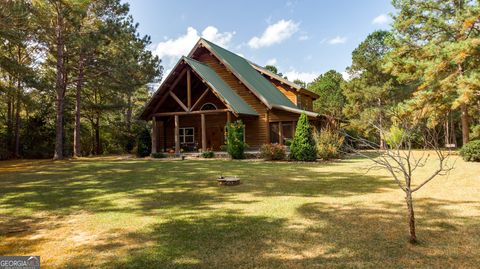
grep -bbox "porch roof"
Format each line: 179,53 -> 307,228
183,57 -> 258,116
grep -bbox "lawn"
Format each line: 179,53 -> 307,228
0,153 -> 479,268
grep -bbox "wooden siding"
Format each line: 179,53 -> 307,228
195,52 -> 269,148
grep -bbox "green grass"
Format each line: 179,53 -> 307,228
0,153 -> 479,268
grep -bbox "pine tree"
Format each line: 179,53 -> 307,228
387,0 -> 480,146
290,113 -> 317,161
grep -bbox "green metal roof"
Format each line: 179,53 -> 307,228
201,39 -> 298,110
183,57 -> 258,116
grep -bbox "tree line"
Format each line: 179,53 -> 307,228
0,0 -> 162,160
295,0 -> 479,148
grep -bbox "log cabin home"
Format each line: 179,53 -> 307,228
139,38 -> 327,154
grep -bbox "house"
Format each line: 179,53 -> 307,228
139,38 -> 326,154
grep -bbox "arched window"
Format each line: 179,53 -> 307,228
200,103 -> 217,111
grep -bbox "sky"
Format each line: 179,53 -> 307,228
125,0 -> 395,83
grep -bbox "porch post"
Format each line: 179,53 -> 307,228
201,114 -> 206,152
279,121 -> 283,145
151,116 -> 157,154
265,111 -> 270,144
226,111 -> 232,123
292,120 -> 296,136
174,115 -> 180,154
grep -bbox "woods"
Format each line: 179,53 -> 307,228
0,0 -> 161,160
302,1 -> 480,149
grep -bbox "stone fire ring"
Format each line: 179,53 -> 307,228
217,176 -> 241,186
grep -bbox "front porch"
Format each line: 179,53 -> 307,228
151,109 -> 233,154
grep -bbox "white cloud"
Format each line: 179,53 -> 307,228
341,71 -> 351,81
284,69 -> 319,83
266,58 -> 277,65
153,26 -> 235,66
372,14 -> 391,25
328,36 -> 347,45
248,19 -> 299,49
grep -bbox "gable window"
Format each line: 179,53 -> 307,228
200,103 -> 217,111
179,127 -> 195,144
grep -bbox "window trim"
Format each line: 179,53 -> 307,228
200,102 -> 218,111
179,127 -> 195,144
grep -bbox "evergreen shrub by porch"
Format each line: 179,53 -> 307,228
137,127 -> 151,157
201,150 -> 215,158
460,140 -> 480,162
290,113 -> 317,161
226,120 -> 246,159
151,152 -> 167,158
260,144 -> 286,160
315,128 -> 344,160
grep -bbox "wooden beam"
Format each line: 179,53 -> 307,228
227,111 -> 232,123
169,91 -> 188,112
151,116 -> 158,154
201,114 -> 206,152
168,68 -> 187,91
151,92 -> 170,116
187,70 -> 191,110
279,121 -> 283,145
174,115 -> 180,154
153,109 -> 229,117
191,88 -> 210,111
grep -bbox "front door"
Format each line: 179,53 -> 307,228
207,126 -> 224,150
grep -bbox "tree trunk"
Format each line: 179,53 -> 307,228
53,9 -> 65,160
14,79 -> 21,158
126,93 -> 132,131
94,114 -> 100,155
460,103 -> 469,146
73,56 -> 85,158
405,191 -> 417,244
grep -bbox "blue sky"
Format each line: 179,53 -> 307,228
126,0 -> 395,82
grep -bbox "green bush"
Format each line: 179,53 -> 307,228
385,125 -> 406,148
201,151 -> 215,158
315,128 -> 344,160
284,138 -> 292,147
260,144 -> 286,160
460,140 -> 480,162
290,113 -> 317,161
151,152 -> 167,158
226,120 -> 246,159
136,127 -> 151,157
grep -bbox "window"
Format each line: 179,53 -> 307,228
270,122 -> 294,144
179,127 -> 194,144
200,103 -> 217,111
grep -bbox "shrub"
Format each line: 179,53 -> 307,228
136,127 -> 151,157
290,113 -> 317,161
260,144 -> 286,160
201,150 -> 215,158
226,120 -> 246,159
385,125 -> 406,148
315,128 -> 344,160
460,140 -> 480,162
284,138 -> 292,147
151,152 -> 167,158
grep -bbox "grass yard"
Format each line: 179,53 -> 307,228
0,153 -> 479,268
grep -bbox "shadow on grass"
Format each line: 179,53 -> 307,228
0,159 -> 394,214
56,198 -> 480,269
